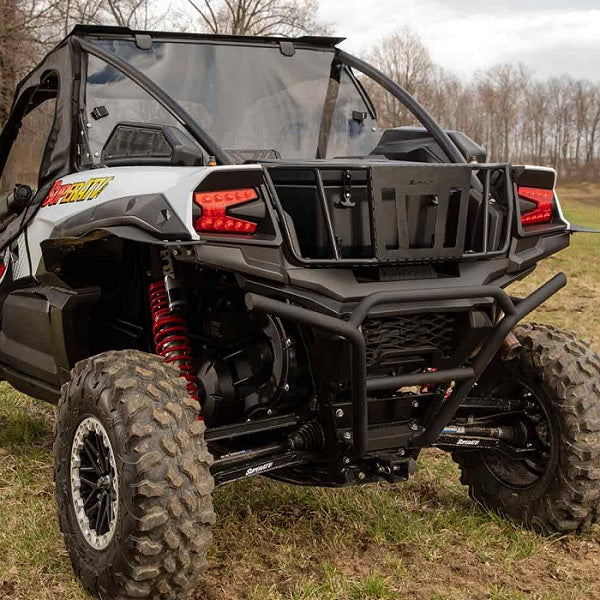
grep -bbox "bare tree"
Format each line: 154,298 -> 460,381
474,64 -> 528,161
59,0 -> 166,31
185,0 -> 328,36
0,0 -> 64,123
364,28 -> 435,128
370,28 -> 434,96
1,2 -> 600,181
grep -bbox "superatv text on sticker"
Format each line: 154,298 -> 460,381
42,177 -> 114,207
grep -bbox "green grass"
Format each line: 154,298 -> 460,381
0,184 -> 599,599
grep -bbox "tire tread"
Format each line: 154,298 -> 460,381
54,350 -> 215,599
453,323 -> 600,534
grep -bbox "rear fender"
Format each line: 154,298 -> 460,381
0,284 -> 100,400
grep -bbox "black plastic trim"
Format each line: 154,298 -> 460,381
50,193 -> 190,241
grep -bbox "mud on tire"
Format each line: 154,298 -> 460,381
54,350 -> 215,599
453,323 -> 600,534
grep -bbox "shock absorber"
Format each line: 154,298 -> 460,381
148,250 -> 201,412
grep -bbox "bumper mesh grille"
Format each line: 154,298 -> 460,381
362,313 -> 457,370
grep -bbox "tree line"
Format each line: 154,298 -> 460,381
366,29 -> 600,181
1,0 -> 598,181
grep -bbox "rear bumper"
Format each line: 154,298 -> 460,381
245,272 -> 566,457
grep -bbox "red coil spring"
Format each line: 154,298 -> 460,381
149,281 -> 202,413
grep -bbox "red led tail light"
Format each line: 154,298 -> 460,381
518,186 -> 555,226
193,188 -> 258,234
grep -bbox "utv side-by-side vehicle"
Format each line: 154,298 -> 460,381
0,24 -> 598,599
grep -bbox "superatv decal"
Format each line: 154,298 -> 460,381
245,462 -> 274,476
42,176 -> 114,207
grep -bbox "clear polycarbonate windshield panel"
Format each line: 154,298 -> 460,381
84,40 -> 382,163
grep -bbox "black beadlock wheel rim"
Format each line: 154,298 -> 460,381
70,417 -> 119,550
481,379 -> 554,490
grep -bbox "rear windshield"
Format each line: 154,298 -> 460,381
84,39 -> 381,163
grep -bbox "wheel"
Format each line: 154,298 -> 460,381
453,323 -> 600,534
54,350 -> 215,599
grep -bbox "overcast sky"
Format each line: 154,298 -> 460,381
315,0 -> 600,81
165,0 -> 599,81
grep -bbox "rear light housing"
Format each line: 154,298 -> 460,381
518,186 -> 555,226
193,188 -> 259,235
514,166 -> 567,237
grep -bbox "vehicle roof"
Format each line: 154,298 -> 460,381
66,24 -> 345,49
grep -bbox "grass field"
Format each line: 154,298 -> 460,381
0,184 -> 599,600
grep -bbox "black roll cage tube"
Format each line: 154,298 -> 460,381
73,35 -> 465,167
336,50 -> 466,164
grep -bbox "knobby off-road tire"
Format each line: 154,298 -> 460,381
453,323 -> 600,534
54,350 -> 215,599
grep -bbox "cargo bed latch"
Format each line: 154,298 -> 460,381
339,169 -> 355,208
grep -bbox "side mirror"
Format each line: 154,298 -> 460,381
0,184 -> 33,232
101,122 -> 204,167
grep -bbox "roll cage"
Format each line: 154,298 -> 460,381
0,25 -> 469,256
3,25 -> 466,187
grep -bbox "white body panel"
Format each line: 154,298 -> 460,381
23,164 -> 263,276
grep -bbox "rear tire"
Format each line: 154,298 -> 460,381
453,323 -> 600,534
54,350 -> 215,599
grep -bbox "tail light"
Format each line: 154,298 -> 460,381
193,188 -> 258,234
518,186 -> 555,226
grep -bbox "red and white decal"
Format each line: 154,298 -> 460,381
0,253 -> 10,285
42,176 -> 114,207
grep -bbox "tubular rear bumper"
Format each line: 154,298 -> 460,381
245,272 -> 567,457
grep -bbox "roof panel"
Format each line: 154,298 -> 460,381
68,24 -> 345,48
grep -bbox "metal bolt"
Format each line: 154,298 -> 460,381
86,123 -> 92,129
398,449 -> 406,456
409,421 -> 419,431
343,431 -> 352,440
186,249 -> 193,256
412,400 -> 419,408
266,409 -> 273,416
343,457 -> 350,465
335,408 -> 344,418
94,152 -> 100,157
358,472 -> 366,480
283,383 -> 290,392
173,249 -> 180,256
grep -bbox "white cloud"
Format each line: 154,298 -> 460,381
316,0 -> 600,80
163,0 -> 600,80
